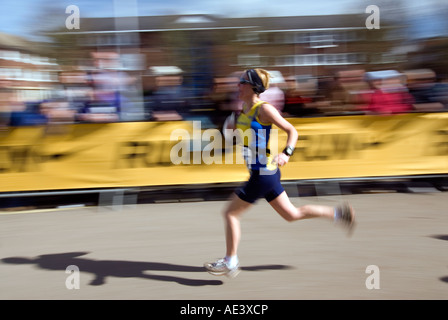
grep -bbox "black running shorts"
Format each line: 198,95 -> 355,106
235,168 -> 284,204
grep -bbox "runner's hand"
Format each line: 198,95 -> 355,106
273,153 -> 290,167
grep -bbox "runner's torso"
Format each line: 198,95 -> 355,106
236,101 -> 276,171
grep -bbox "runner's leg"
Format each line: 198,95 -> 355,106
268,191 -> 334,222
224,193 -> 253,257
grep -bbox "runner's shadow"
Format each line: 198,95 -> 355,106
430,234 -> 448,241
242,265 -> 294,272
1,252 -> 221,287
1,252 -> 294,287
429,235 -> 448,284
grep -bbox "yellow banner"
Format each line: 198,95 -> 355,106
0,112 -> 447,192
278,113 -> 448,180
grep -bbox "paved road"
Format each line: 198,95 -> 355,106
1,191 -> 447,300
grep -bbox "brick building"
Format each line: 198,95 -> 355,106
63,13 -> 402,85
0,32 -> 59,112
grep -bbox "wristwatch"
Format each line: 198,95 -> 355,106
283,145 -> 294,157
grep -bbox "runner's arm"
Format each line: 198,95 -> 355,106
259,103 -> 298,149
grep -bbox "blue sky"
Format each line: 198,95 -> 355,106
0,0 -> 361,39
1,0 -> 447,40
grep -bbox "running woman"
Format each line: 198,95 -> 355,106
204,68 -> 355,278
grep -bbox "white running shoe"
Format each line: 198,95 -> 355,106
204,258 -> 241,278
335,201 -> 356,236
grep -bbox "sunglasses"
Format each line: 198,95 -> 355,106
239,78 -> 252,85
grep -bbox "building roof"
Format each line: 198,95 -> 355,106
0,32 -> 34,51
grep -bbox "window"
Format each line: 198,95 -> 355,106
237,54 -> 261,66
309,33 -> 337,48
237,32 -> 259,43
274,53 -> 362,67
2,50 -> 20,61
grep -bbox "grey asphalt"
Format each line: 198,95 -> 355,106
0,191 -> 447,300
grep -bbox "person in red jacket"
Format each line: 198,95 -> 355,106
363,70 -> 414,115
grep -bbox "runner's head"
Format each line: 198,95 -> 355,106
240,68 -> 270,95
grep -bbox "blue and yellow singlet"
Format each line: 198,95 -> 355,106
235,101 -> 277,172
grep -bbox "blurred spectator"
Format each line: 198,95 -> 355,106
149,75 -> 185,121
40,99 -> 76,124
405,69 -> 448,111
59,70 -> 94,107
76,92 -> 122,123
224,72 -> 246,114
433,76 -> 448,109
259,70 -> 285,113
8,101 -> 47,126
210,76 -> 239,112
79,51 -> 135,122
329,70 -> 370,114
209,76 -> 239,125
0,78 -> 15,127
283,75 -> 320,117
151,75 -> 185,110
8,98 -> 77,127
261,85 -> 285,113
362,70 -> 414,115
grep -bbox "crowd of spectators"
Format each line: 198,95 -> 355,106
323,68 -> 448,115
208,68 -> 448,124
1,63 -> 447,129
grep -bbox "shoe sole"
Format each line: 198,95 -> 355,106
226,268 -> 241,278
337,202 -> 356,237
204,265 -> 241,278
345,203 -> 356,237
